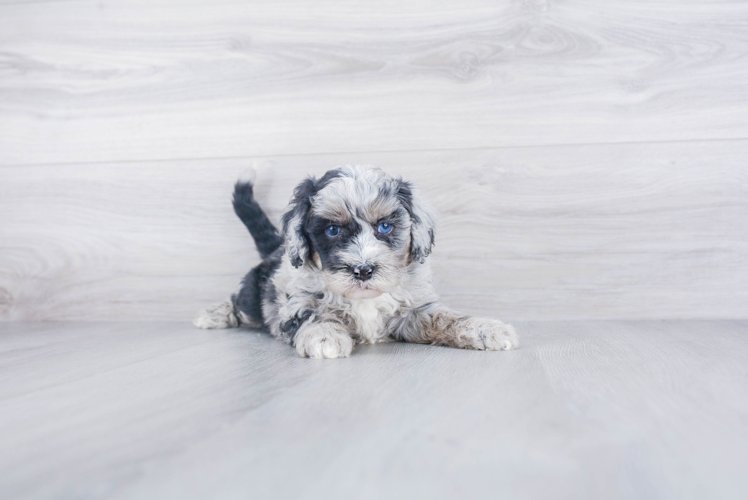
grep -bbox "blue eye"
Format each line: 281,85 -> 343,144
378,222 -> 393,234
326,225 -> 340,237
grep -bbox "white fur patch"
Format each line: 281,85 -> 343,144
193,300 -> 239,329
346,293 -> 400,343
463,318 -> 520,351
295,321 -> 353,359
237,166 -> 257,186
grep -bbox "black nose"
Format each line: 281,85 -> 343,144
352,264 -> 375,282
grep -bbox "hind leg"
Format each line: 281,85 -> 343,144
195,256 -> 280,330
193,299 -> 240,329
193,296 -> 265,329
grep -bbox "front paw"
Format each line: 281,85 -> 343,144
462,318 -> 520,351
294,322 -> 354,359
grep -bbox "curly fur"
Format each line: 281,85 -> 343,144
195,165 -> 519,359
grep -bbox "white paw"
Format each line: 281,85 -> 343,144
193,300 -> 239,329
462,318 -> 519,351
295,322 -> 353,359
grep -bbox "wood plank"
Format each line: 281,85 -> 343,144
1,321 -> 747,499
1,140 -> 746,321
1,0 -> 747,165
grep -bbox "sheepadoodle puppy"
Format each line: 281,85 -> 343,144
194,165 -> 519,358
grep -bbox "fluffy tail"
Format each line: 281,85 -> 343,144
233,168 -> 284,259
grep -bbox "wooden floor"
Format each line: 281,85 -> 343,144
2,321 -> 747,499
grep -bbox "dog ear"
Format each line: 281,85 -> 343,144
396,179 -> 436,264
281,169 -> 343,268
281,177 -> 317,268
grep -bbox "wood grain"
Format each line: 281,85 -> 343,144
1,321 -> 747,499
1,0 -> 747,165
1,140 -> 746,321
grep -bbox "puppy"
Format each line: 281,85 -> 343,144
194,165 -> 519,358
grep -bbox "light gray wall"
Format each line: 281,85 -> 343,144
1,0 -> 746,321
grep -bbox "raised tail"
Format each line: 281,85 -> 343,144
233,169 -> 284,259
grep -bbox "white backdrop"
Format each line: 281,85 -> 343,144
1,0 -> 746,321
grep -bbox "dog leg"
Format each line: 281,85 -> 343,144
391,305 -> 519,351
294,321 -> 354,359
193,299 -> 239,329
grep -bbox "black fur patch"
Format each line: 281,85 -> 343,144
280,169 -> 343,267
306,215 -> 362,270
371,208 -> 408,249
233,182 -> 284,259
395,179 -> 419,224
233,254 -> 282,327
396,178 -> 434,262
279,309 -> 314,339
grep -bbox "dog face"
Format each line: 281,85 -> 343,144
281,166 -> 436,299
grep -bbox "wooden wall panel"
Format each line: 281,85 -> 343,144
1,0 -> 746,321
2,140 -> 746,321
1,0 -> 747,165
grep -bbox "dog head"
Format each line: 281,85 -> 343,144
281,165 -> 436,299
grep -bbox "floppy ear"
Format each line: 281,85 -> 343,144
281,169 -> 344,268
397,180 -> 436,264
281,177 -> 317,268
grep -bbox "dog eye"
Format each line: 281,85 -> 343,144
378,222 -> 393,234
326,225 -> 340,237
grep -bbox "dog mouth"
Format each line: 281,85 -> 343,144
342,281 -> 385,299
321,267 -> 394,299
